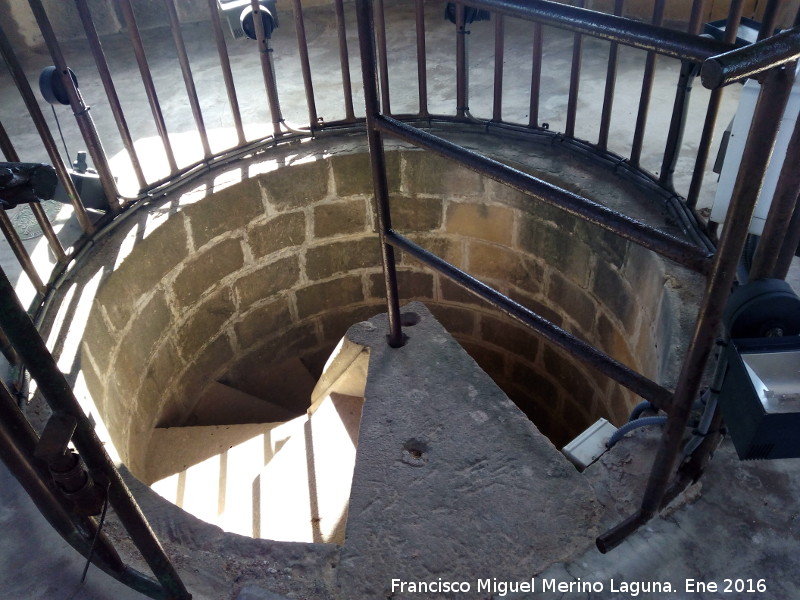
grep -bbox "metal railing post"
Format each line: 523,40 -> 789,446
598,63 -> 796,553
355,0 -> 403,348
0,267 -> 192,599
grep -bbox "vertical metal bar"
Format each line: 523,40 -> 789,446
333,0 -> 357,121
74,0 -> 147,191
774,195 -> 800,280
164,0 -> 212,158
0,212 -> 45,293
658,0 -> 708,189
0,120 -> 66,262
597,0 -> 625,150
629,0 -> 666,167
0,24 -> 94,234
249,0 -> 284,136
528,22 -> 543,127
414,0 -> 429,117
565,0 -> 586,139
0,267 -> 191,600
492,14 -> 505,122
749,114 -> 800,279
456,3 -> 468,119
206,0 -> 246,145
355,0 -> 403,348
27,0 -> 120,213
686,0 -> 745,209
291,0 -> 319,129
117,0 -> 179,173
0,327 -> 20,367
598,64 -> 796,553
757,0 -> 781,41
375,0 -> 392,115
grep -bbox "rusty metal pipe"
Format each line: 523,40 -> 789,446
565,0 -> 586,138
0,24 -> 94,234
457,0 -> 732,62
334,0 -> 357,121
630,0 -> 665,167
686,0 -> 744,209
701,26 -> 800,89
355,0 -> 403,348
598,0 -> 624,150
74,0 -> 147,191
117,0 -> 179,174
0,211 -> 45,293
375,0 -> 391,115
28,0 -> 120,212
757,0 -> 781,41
375,115 -> 712,274
414,0 -> 429,117
388,231 -> 673,407
528,22 -> 543,128
206,0 -> 245,145
0,267 -> 191,599
749,112 -> 800,280
492,14 -> 505,122
599,64 -> 796,553
249,0 -> 284,136
291,0 -> 319,129
164,0 -> 212,158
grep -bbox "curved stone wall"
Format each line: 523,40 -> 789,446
81,145 -> 678,479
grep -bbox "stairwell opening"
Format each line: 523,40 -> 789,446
80,140 -> 692,542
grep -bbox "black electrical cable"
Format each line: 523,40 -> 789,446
51,105 -> 71,163
80,479 -> 110,584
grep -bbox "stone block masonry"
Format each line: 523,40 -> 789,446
80,136 -> 696,475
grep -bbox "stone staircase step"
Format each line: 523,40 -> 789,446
190,380 -> 300,426
255,392 -> 364,544
148,417 -> 306,537
220,357 -> 317,413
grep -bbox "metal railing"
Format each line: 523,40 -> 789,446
1,0 -> 799,589
354,0 -> 800,552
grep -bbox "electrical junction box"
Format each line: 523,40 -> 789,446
711,61 -> 800,235
562,418 -> 616,470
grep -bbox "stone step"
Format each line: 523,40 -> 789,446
219,356 -> 318,414
148,417 -> 306,537
254,392 -> 364,544
148,392 -> 364,541
189,380 -> 301,426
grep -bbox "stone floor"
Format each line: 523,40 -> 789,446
2,2 -> 800,600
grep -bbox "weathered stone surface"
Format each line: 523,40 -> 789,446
398,234 -> 463,267
234,256 -> 300,309
548,271 -> 597,335
388,196 -> 443,232
172,237 -> 245,308
336,303 -> 600,598
314,200 -> 368,238
248,212 -> 306,258
445,202 -> 514,245
176,287 -> 235,357
427,303 -> 476,336
115,291 -> 173,394
403,151 -> 484,196
178,334 -> 236,418
305,238 -> 380,280
295,275 -> 364,319
82,306 -> 118,377
468,240 -> 544,291
186,178 -> 264,249
593,260 -> 637,336
234,296 -> 293,350
94,216 -> 189,330
367,269 -> 433,300
331,150 -> 399,197
518,217 -> 593,286
260,160 -> 329,209
480,314 -> 539,361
